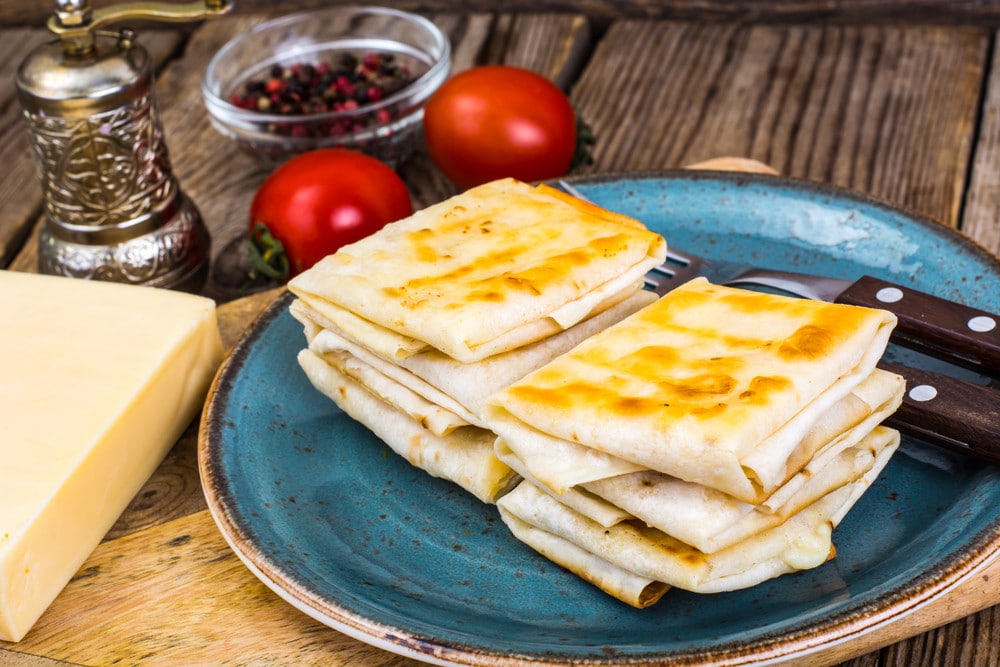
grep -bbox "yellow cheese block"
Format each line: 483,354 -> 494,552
0,271 -> 224,642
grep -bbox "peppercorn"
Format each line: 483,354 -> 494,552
229,51 -> 416,140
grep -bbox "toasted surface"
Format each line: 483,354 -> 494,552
487,278 -> 897,501
288,178 -> 666,362
294,290 -> 657,425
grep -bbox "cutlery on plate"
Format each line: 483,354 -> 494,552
557,179 -> 1000,464
558,179 -> 1000,377
661,251 -> 1000,377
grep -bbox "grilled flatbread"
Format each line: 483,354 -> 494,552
297,349 -> 518,503
501,511 -> 670,609
496,426 -> 899,603
487,278 -> 897,502
288,178 -> 667,363
293,289 -> 657,425
495,368 -> 903,552
581,372 -> 902,553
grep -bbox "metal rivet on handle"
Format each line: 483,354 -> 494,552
876,287 -> 904,303
968,315 -> 997,333
909,384 -> 938,402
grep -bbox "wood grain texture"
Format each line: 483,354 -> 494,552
2,510 -> 421,666
1,7 -> 999,667
570,20 -> 986,228
0,28 -> 47,268
7,1 -> 1000,30
962,29 -> 1000,255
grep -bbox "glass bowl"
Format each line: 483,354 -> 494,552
202,6 -> 451,168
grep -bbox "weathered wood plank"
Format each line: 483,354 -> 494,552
0,28 -> 58,268
3,510 -> 422,666
7,1 -> 1000,30
570,21 -> 987,229
887,607 -> 1000,665
962,29 -> 1000,256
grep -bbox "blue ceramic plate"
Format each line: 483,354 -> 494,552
199,172 -> 1000,666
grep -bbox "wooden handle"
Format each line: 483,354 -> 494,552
837,276 -> 1000,376
879,361 -> 1000,465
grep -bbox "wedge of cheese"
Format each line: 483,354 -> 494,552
0,271 -> 223,642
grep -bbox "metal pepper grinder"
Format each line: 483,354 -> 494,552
15,0 -> 232,292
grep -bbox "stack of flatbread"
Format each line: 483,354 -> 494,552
286,177 -> 667,503
487,277 -> 904,607
287,176 -> 905,608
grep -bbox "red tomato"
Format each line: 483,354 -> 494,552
248,148 -> 412,280
423,65 -> 578,190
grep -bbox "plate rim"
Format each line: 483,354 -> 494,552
198,170 -> 1000,666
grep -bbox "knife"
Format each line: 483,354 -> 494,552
878,360 -> 1000,465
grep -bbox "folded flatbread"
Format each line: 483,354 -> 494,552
583,370 -> 902,551
288,178 -> 667,363
296,348 -> 518,503
293,289 -> 658,426
501,511 -> 670,609
496,425 -> 899,606
487,278 -> 898,502
497,368 -> 904,553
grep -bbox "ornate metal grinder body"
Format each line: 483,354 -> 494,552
15,0 -> 231,291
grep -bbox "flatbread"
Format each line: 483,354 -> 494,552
288,178 -> 667,363
501,512 -> 670,609
296,349 -> 518,503
486,278 -> 897,502
581,373 -> 902,553
294,289 -> 657,425
316,349 -> 470,436
496,426 -> 899,598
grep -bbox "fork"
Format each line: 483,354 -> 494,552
645,246 -> 706,292
556,179 -> 1000,463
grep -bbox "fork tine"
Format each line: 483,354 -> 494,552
646,250 -> 705,294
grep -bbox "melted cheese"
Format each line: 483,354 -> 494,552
0,271 -> 223,642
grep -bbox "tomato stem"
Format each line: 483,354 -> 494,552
248,222 -> 291,282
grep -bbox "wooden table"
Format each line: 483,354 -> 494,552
1,3 -> 999,665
